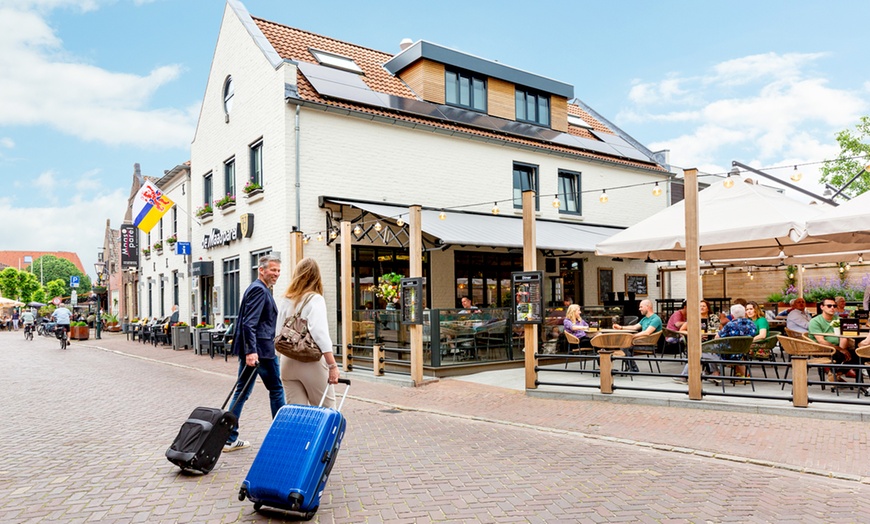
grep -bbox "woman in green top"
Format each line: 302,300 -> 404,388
745,301 -> 769,341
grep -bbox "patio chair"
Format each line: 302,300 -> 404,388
784,327 -> 806,340
630,331 -> 663,373
856,345 -> 870,398
662,328 -> 686,358
475,320 -> 508,361
748,331 -> 781,378
701,336 -> 755,393
563,332 -> 596,371
210,323 -> 234,361
776,335 -> 834,391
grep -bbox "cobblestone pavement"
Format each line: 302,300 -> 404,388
3,330 -> 870,523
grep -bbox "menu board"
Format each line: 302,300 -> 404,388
400,277 -> 424,325
857,310 -> 869,327
841,318 -> 860,336
120,224 -> 139,268
625,274 -> 648,296
512,271 -> 544,325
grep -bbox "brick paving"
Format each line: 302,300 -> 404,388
3,330 -> 870,523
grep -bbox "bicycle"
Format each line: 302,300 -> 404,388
56,325 -> 69,350
24,324 -> 34,341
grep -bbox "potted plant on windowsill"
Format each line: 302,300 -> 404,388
243,180 -> 263,197
142,247 -> 151,257
166,234 -> 177,246
153,241 -> 164,254
196,204 -> 213,218
215,193 -> 236,210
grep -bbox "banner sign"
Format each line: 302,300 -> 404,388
120,224 -> 139,268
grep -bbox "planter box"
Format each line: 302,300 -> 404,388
172,325 -> 191,351
70,325 -> 89,340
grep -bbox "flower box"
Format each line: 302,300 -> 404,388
70,325 -> 90,340
172,325 -> 191,351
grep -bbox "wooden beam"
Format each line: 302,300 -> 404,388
340,222 -> 353,373
409,205 -> 424,385
522,190 -> 538,390
684,168 -> 702,401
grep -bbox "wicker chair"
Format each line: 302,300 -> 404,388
701,336 -> 755,392
563,332 -> 596,370
776,335 -> 835,391
749,331 -> 781,378
631,331 -> 663,373
784,327 -> 806,340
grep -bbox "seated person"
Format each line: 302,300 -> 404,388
716,304 -> 757,379
458,296 -> 479,314
834,295 -> 848,318
786,297 -> 812,333
675,300 -> 723,383
562,304 -> 588,340
612,299 -> 662,373
665,300 -> 687,342
810,297 -> 858,384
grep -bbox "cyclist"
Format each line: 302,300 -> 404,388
51,304 -> 73,348
21,308 -> 35,339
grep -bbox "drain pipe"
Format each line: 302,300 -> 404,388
294,104 -> 301,230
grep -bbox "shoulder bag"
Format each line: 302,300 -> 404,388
274,294 -> 322,362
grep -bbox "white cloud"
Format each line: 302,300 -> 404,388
0,137 -> 13,148
0,4 -> 195,148
708,52 -> 827,87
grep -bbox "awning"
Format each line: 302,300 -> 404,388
323,198 -> 622,253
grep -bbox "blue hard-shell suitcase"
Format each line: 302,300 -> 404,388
238,378 -> 350,520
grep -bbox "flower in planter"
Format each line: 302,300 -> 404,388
214,193 -> 236,208
368,272 -> 403,302
173,321 -> 188,327
142,247 -> 151,256
153,241 -> 163,250
243,180 -> 263,194
166,234 -> 177,244
195,204 -> 214,217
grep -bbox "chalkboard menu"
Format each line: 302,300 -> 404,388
625,274 -> 648,297
598,268 -> 613,305
400,277 -> 424,325
512,271 -> 544,325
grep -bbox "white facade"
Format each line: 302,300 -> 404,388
180,1 -> 674,337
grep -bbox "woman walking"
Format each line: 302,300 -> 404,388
277,258 -> 341,407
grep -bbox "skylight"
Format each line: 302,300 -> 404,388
567,114 -> 593,129
309,48 -> 363,74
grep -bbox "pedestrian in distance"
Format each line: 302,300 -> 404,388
224,254 -> 285,453
278,257 -> 340,407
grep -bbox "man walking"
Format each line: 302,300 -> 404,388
224,254 -> 285,452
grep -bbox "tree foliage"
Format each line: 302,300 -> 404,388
44,279 -> 68,302
820,116 -> 870,197
0,268 -> 43,303
26,255 -> 91,297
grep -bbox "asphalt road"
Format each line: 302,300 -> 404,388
2,330 -> 870,523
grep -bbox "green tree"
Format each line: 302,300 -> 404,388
17,272 -> 40,303
0,267 -> 20,299
44,279 -> 68,302
26,255 -> 91,297
820,116 -> 870,197
31,287 -> 47,305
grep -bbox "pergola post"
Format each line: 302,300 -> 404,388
340,222 -> 353,372
409,205 -> 424,386
684,168 -> 703,400
522,190 -> 538,390
288,230 -> 304,270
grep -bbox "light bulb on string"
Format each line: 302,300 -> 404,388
552,195 -> 561,208
374,221 -> 382,232
396,216 -> 404,227
329,229 -> 338,239
316,232 -> 323,242
790,166 -> 802,182
599,189 -> 608,203
845,263 -> 851,271
859,254 -> 864,263
652,182 -> 662,196
491,202 -> 500,215
865,164 -> 870,173
787,273 -> 793,279
778,249 -> 786,260
302,235 -> 309,244
723,174 -> 735,188
839,266 -> 845,273
353,224 -> 362,235
439,210 -> 446,220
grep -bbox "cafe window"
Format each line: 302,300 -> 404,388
445,68 -> 486,112
557,169 -> 582,215
223,257 -> 240,323
512,162 -> 539,211
454,251 -> 523,308
347,246 -> 430,309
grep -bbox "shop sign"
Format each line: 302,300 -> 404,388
201,214 -> 254,250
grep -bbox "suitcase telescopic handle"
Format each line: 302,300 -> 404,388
221,362 -> 260,411
319,378 -> 351,410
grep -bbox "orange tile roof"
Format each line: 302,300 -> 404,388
252,18 -> 664,172
0,251 -> 86,274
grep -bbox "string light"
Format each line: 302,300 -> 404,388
316,232 -> 323,242
778,249 -> 786,260
845,263 -> 851,271
652,182 -> 662,196
396,216 -> 404,227
790,165 -> 802,182
723,173 -> 735,188
329,229 -> 338,239
374,221 -> 382,232
302,235 -> 309,244
859,254 -> 864,264
598,189 -> 608,203
439,210 -> 446,220
839,265 -> 845,273
353,224 -> 362,235
552,196 -> 561,208
491,202 -> 500,215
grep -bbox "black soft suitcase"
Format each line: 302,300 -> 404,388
165,364 -> 258,473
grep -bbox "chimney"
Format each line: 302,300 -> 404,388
399,38 -> 413,52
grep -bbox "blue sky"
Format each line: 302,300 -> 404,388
1,0 -> 869,279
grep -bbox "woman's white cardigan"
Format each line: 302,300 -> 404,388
275,293 -> 333,354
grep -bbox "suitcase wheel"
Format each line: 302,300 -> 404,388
303,507 -> 318,521
253,503 -> 262,512
238,487 -> 247,501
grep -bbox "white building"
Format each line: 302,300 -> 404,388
144,0 -> 676,356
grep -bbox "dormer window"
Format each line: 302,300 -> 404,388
445,68 -> 486,112
309,48 -> 363,74
516,88 -> 549,126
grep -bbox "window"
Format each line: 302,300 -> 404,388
203,172 -> 213,206
224,158 -> 235,198
454,251 -> 522,308
223,76 -> 234,114
445,69 -> 486,112
223,257 -> 240,323
147,281 -> 153,317
250,248 -> 272,282
158,218 -> 163,241
515,88 -> 550,126
512,162 -> 539,210
172,270 -> 179,307
557,170 -> 582,215
159,275 -> 165,317
309,48 -> 363,74
250,140 -> 263,187
172,207 -> 178,236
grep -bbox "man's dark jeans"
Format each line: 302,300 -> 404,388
227,357 -> 284,444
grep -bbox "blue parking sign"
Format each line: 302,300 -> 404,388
70,275 -> 80,288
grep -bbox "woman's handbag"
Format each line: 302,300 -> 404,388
274,294 -> 322,362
